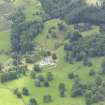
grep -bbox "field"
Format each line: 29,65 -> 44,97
0,0 -> 105,105
0,0 -> 42,62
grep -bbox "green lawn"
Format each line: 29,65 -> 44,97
0,31 -> 11,62
0,0 -> 104,105
0,0 -> 4,4
35,19 -> 67,49
0,54 -> 10,63
0,87 -> 24,105
0,31 -> 11,51
81,26 -> 100,37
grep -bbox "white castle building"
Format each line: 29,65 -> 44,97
86,0 -> 104,7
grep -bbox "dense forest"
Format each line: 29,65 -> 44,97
10,9 -> 44,53
40,0 -> 105,24
64,33 -> 105,62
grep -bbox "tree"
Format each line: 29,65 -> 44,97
71,82 -> 84,97
59,83 -> 66,97
37,75 -> 45,82
95,76 -> 102,86
0,64 -> 3,71
58,22 -> 67,32
11,20 -> 43,53
68,72 -> 75,79
33,65 -> 42,72
89,70 -> 95,76
10,9 -> 26,24
22,87 -> 29,96
44,80 -> 50,87
28,98 -> 38,105
0,71 -> 18,83
43,94 -> 52,103
30,71 -> 36,79
85,90 -> 93,105
83,56 -> 92,67
35,79 -> 42,87
14,88 -> 22,98
64,33 -> 105,63
47,72 -> 54,81
69,31 -> 82,42
46,51 -> 51,56
40,0 -> 105,24
101,59 -> 105,74
52,53 -> 57,60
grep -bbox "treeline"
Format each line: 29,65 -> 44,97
0,66 -> 27,83
11,21 -> 43,53
10,9 -> 44,53
40,0 -> 105,24
39,0 -> 85,18
64,33 -> 105,63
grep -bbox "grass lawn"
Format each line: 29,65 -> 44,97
0,0 -> 4,4
81,26 -> 100,37
0,54 -> 10,63
0,88 -> 24,105
35,19 -> 66,49
0,30 -> 11,64
0,31 -> 11,51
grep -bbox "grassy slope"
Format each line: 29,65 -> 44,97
0,31 -> 11,63
35,19 -> 65,49
0,31 -> 11,51
0,0 -> 42,63
0,0 -> 104,105
0,88 -> 24,105
5,47 -> 85,105
0,0 -> 11,62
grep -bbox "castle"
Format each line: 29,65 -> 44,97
86,0 -> 104,7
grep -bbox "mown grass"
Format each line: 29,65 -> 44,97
0,30 -> 11,63
0,31 -> 11,51
0,87 -> 24,105
13,0 -> 42,21
35,19 -> 65,49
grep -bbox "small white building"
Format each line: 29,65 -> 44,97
86,0 -> 103,7
37,57 -> 57,66
96,0 -> 103,7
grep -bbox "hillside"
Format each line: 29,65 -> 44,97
40,0 -> 105,24
0,0 -> 105,105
